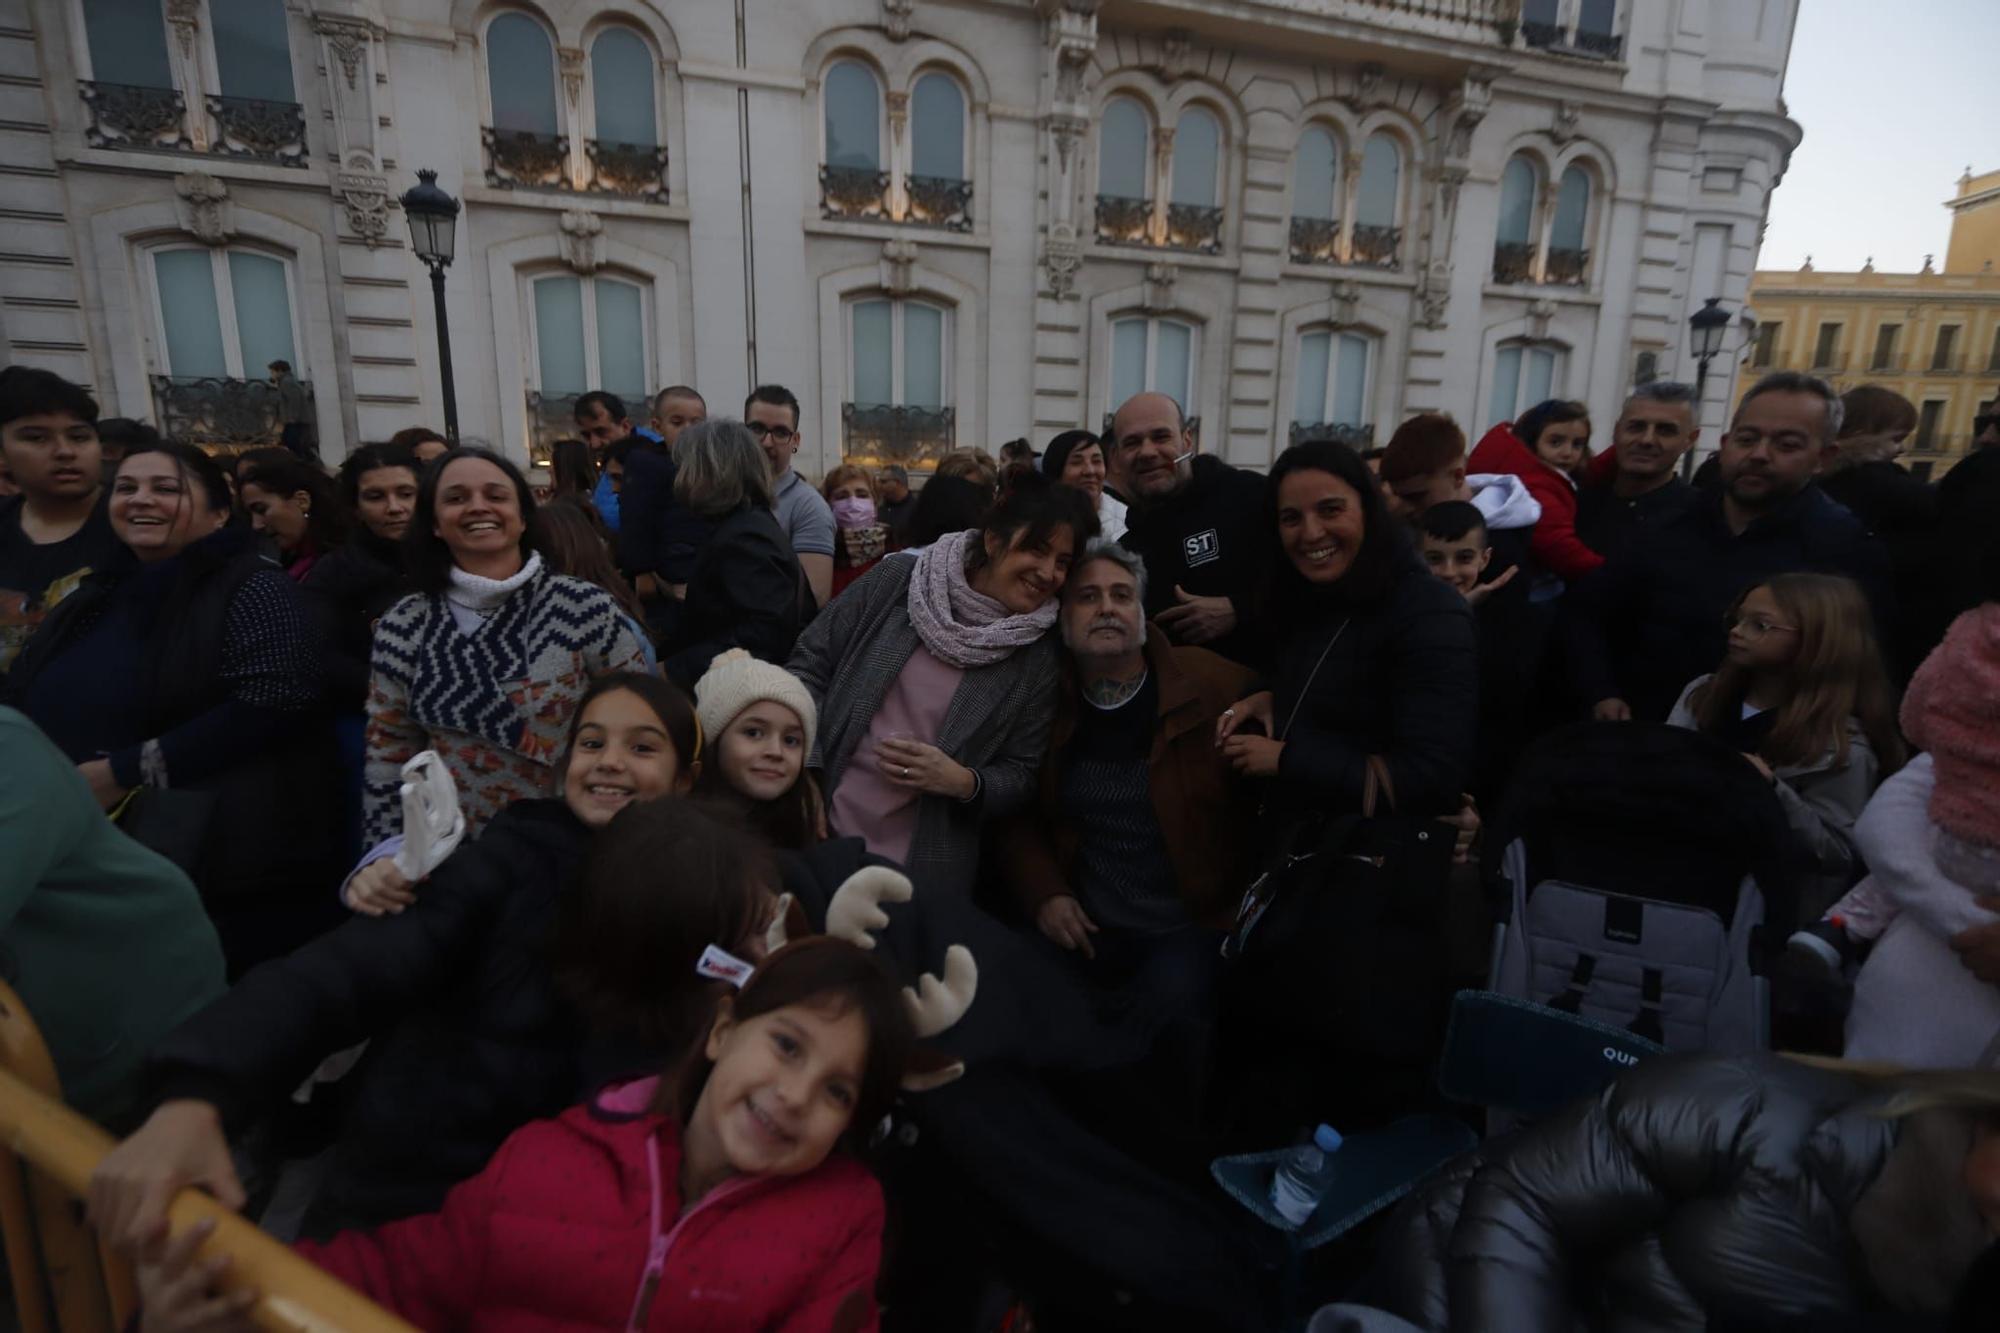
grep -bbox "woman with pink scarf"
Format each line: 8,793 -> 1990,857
787,472 -> 1097,895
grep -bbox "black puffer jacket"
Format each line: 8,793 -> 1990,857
301,532 -> 410,707
1378,1055 -> 1995,1331
147,799 -> 595,1235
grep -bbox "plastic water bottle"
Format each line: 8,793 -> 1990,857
1270,1124 -> 1345,1227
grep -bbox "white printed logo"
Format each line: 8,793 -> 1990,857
1184,528 -> 1221,568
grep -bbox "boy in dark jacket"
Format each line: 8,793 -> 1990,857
1418,502 -> 1530,808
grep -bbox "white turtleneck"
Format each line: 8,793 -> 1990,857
444,550 -> 542,633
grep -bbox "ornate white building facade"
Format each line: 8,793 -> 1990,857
0,0 -> 1800,473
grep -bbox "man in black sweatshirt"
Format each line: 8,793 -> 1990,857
1105,391 -> 1268,666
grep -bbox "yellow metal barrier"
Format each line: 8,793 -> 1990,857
0,981 -> 416,1333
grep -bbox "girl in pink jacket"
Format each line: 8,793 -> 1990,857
137,936 -> 923,1333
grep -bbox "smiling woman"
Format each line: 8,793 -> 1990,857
787,471 -> 1097,895
360,446 -> 650,848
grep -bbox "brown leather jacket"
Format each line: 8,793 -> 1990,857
998,629 -> 1256,928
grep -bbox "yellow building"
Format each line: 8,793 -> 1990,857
1747,168 -> 2000,480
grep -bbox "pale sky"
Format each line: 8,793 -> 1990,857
1760,0 -> 2000,273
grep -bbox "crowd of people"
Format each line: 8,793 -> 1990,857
4,357 -> 2000,1332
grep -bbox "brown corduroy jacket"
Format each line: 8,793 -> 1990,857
997,628 -> 1256,928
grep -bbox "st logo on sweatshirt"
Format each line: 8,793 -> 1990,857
1183,528 -> 1221,568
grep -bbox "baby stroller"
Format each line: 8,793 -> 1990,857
1485,721 -> 1803,1054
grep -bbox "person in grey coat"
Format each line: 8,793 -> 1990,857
786,473 -> 1096,897
1376,1054 -> 2000,1331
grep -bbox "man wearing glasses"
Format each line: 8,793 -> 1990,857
1566,372 -> 1890,723
745,384 -> 834,609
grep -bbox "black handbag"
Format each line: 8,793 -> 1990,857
1225,755 -> 1458,1064
113,785 -> 217,879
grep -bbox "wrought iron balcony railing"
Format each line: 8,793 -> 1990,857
1573,28 -> 1625,59
1350,223 -> 1402,270
1544,246 -> 1589,286
1521,20 -> 1564,49
585,139 -> 669,202
820,165 -> 890,221
1288,216 -> 1341,266
906,174 -> 973,232
1094,194 -> 1153,247
80,81 -> 190,152
841,402 -> 956,470
1492,241 -> 1537,285
484,128 -> 573,191
150,374 -> 310,451
1165,203 -> 1225,255
205,94 -> 306,166
1289,421 -> 1375,448
1521,20 -> 1623,59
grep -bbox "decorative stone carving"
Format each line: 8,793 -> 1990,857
1921,254 -> 1935,274
1419,263 -> 1452,330
1142,261 -> 1178,314
1330,279 -> 1363,327
1436,163 -> 1469,214
886,90 -> 910,146
1352,62 -> 1384,108
558,208 -> 603,274
1527,297 -> 1558,340
882,238 -> 920,294
884,0 -> 917,40
1045,1 -> 1100,107
174,171 -> 232,245
1551,100 -> 1581,144
1158,29 -> 1193,78
1860,256 -> 1874,273
335,163 -> 390,245
1444,72 -> 1494,158
1050,113 -> 1086,174
1042,225 -> 1082,299
313,16 -> 374,92
167,0 -> 200,60
559,47 -> 585,109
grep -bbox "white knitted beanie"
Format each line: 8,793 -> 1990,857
693,649 -> 819,756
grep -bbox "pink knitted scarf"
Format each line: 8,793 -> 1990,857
905,529 -> 1057,669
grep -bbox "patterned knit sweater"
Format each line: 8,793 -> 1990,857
362,569 -> 649,844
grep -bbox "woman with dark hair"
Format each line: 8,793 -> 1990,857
532,496 -> 654,666
1041,428 -> 1127,541
787,470 -> 1096,895
660,419 -> 810,687
547,437 -> 597,504
361,446 -> 648,847
238,455 -> 345,581
1215,440 -> 1476,1131
5,440 -> 342,973
900,472 -> 992,548
90,678 -> 781,1244
303,443 -> 419,709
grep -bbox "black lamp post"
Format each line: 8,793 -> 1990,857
400,168 -> 462,440
1684,296 -> 1731,478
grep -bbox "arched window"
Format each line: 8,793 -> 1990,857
83,0 -> 171,87
210,0 -> 294,102
487,13 -> 559,137
590,27 -> 656,149
1098,97 -> 1150,200
1288,125 -> 1341,264
529,273 -> 648,406
150,246 -> 297,380
1110,315 -> 1195,414
1294,330 -> 1374,433
1489,342 -> 1564,425
1494,155 -> 1540,282
850,298 -> 948,410
1547,165 -> 1592,283
1352,133 -> 1402,268
1171,107 -> 1220,208
824,61 -> 882,171
910,72 -> 965,182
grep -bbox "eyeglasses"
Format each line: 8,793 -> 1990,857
1725,611 -> 1798,638
745,422 -> 796,444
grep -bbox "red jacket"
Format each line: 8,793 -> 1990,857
1467,423 -> 1605,580
302,1078 -> 884,1332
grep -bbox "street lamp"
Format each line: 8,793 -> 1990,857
400,168 -> 462,440
1683,296 -> 1731,478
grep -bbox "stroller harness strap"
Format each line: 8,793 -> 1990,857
1548,954 -> 1597,1014
1628,968 -> 1667,1045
